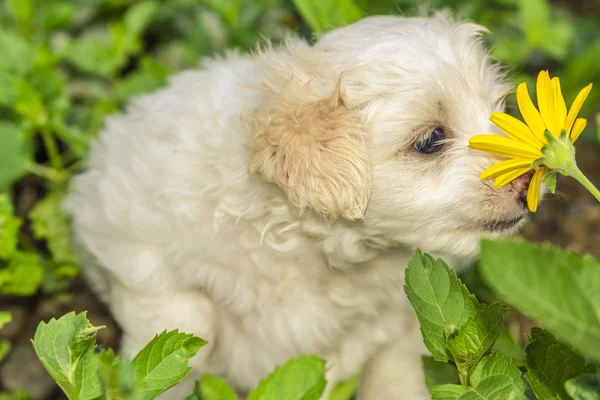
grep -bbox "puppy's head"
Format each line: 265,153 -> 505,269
250,12 -> 535,258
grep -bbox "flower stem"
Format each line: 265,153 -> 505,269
564,164 -> 600,203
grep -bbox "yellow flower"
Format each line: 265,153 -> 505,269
469,71 -> 592,212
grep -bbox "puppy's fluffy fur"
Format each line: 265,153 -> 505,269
65,12 -> 529,399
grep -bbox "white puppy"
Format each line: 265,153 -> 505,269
65,12 -> 532,399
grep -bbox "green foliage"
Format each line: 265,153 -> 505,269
430,354 -> 524,400
404,250 -> 479,363
565,374 -> 600,400
423,356 -> 461,389
32,312 -> 206,400
292,0 -> 361,32
479,240 -> 600,362
525,328 -> 595,400
131,330 -> 207,399
408,247 -> 600,400
447,303 -> 509,378
184,376 -> 237,400
32,312 -> 104,400
247,355 -> 326,400
3,1 -> 600,399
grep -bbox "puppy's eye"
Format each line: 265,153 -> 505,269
415,127 -> 445,154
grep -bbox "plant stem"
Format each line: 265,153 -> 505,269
565,164 -> 600,203
28,163 -> 66,183
40,128 -> 63,172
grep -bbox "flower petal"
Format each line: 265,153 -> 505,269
480,159 -> 534,180
494,166 -> 531,188
551,77 -> 567,130
527,167 -> 548,212
490,112 -> 543,148
469,135 -> 542,159
517,82 -> 547,144
536,71 -> 559,137
565,83 -> 592,136
570,118 -> 587,143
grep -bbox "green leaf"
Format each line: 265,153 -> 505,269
247,355 -> 326,400
0,121 -> 32,190
543,171 -> 557,193
0,312 -> 12,329
404,249 -> 479,362
447,303 -> 509,375
479,240 -> 600,361
565,374 -> 600,400
492,328 -> 525,366
0,251 -> 43,296
116,58 -> 168,102
422,356 -> 460,390
292,0 -> 361,32
32,311 -> 103,400
519,0 -> 550,48
0,29 -> 34,75
64,30 -> 127,78
98,348 -> 144,400
430,384 -> 469,399
0,339 -> 11,363
7,0 -> 35,39
132,330 -> 207,399
124,1 -> 159,37
0,195 -> 21,259
13,79 -> 48,125
525,328 -> 595,400
430,354 -> 524,400
326,376 -> 360,400
185,376 -> 237,400
29,191 -> 79,266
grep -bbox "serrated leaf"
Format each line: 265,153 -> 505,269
525,328 -> 595,400
292,0 -> 361,32
0,121 -> 32,190
565,374 -> 600,400
247,355 -> 326,400
430,354 -> 524,400
0,251 -> 43,296
29,191 -> 79,266
423,356 -> 460,389
185,376 -> 237,400
132,330 -> 207,399
32,311 -> 103,400
404,249 -> 479,362
479,240 -> 600,361
543,171 -> 557,193
447,303 -> 509,375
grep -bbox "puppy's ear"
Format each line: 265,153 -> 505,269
249,77 -> 370,221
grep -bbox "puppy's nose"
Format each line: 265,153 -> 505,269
510,172 -> 533,205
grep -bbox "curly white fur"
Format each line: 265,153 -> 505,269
65,12 -> 530,399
